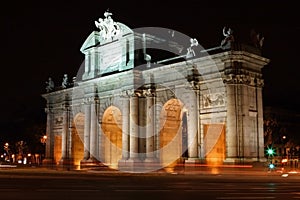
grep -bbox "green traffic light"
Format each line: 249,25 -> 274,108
267,149 -> 274,155
266,147 -> 275,156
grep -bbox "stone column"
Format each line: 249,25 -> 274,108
118,92 -> 130,170
67,112 -> 73,166
128,93 -> 140,161
43,106 -> 54,166
196,89 -> 205,160
90,50 -> 95,76
138,95 -> 146,158
224,83 -> 238,162
121,96 -> 130,160
89,99 -> 99,161
199,123 -> 205,159
154,98 -> 161,160
145,91 -> 157,162
82,102 -> 91,161
186,88 -> 199,163
256,79 -> 266,161
82,53 -> 90,79
59,105 -> 70,167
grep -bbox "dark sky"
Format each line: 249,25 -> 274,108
1,1 -> 299,137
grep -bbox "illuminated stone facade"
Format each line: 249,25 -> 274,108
42,13 -> 270,171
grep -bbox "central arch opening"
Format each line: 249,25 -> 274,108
101,106 -> 122,169
73,113 -> 84,170
159,98 -> 184,168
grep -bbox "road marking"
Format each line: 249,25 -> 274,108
0,189 -> 19,191
227,192 -> 295,195
183,189 -> 236,192
35,189 -> 101,192
216,197 -> 275,199
114,189 -> 171,192
0,165 -> 17,168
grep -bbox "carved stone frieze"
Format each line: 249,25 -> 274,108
203,93 -> 225,108
164,100 -> 182,119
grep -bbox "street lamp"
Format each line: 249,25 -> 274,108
282,135 -> 286,140
40,135 -> 47,164
3,143 -> 10,162
41,135 -> 47,144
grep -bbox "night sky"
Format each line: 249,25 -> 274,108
1,1 -> 299,140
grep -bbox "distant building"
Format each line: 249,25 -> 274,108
42,12 -> 270,172
264,106 -> 300,160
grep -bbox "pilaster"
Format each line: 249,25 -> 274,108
186,82 -> 200,164
88,97 -> 99,162
118,90 -> 130,168
59,102 -> 72,169
124,91 -> 143,172
80,98 -> 92,167
42,105 -> 55,167
128,92 -> 140,160
144,87 -> 159,164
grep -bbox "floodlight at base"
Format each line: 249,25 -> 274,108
269,163 -> 275,169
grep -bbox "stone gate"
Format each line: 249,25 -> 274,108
42,11 -> 270,172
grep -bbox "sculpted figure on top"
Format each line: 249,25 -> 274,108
221,27 -> 234,49
95,10 -> 121,41
45,77 -> 54,92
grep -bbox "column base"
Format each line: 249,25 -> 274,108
184,158 -> 201,173
80,158 -> 105,169
58,158 -> 74,171
144,157 -> 161,172
144,157 -> 159,163
161,158 -> 185,173
118,158 -> 144,173
224,157 -> 268,165
118,158 -> 128,172
185,157 -> 201,164
42,158 -> 55,169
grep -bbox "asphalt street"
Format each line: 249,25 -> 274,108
0,167 -> 299,200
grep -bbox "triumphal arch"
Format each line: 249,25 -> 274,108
42,11 -> 270,172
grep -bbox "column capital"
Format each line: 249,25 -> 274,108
61,102 -> 70,111
45,105 -> 53,113
120,89 -> 134,98
133,90 -> 143,97
190,80 -> 200,90
82,96 -> 98,104
223,74 -> 252,85
255,78 -> 264,87
143,88 -> 156,97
